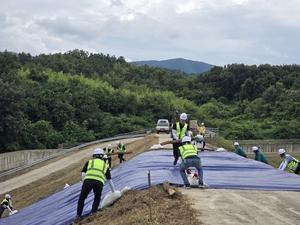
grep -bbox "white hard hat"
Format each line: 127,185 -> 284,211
278,149 -> 286,155
180,113 -> 188,120
103,154 -> 108,159
108,144 -> 111,148
201,122 -> 204,126
234,142 -> 239,146
182,136 -> 191,143
252,146 -> 259,151
5,194 -> 11,199
116,141 -> 120,146
93,148 -> 104,155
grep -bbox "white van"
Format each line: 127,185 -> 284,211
156,119 -> 170,134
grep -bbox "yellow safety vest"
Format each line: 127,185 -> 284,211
117,144 -> 125,152
84,159 -> 108,184
176,122 -> 188,139
286,155 -> 299,172
105,147 -> 113,158
198,126 -> 206,135
1,199 -> 9,208
179,144 -> 198,160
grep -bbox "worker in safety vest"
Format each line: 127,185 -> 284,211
116,141 -> 126,164
198,122 -> 206,136
73,148 -> 115,223
278,149 -> 300,175
252,146 -> 269,164
171,113 -> 190,165
179,136 -> 205,188
0,194 -> 13,218
104,144 -> 114,168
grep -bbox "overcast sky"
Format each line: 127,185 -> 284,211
1,0 -> 299,66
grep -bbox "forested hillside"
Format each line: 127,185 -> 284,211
1,49 -> 300,153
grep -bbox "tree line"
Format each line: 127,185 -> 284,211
1,49 -> 300,153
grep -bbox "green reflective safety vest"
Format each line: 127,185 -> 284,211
105,147 -> 113,158
179,144 -> 198,160
1,199 -> 9,208
286,154 -> 299,172
176,122 -> 188,139
84,159 -> 108,185
117,144 -> 125,152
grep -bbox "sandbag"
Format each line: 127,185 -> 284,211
186,169 -> 209,187
9,210 -> 18,216
100,190 -> 122,209
121,186 -> 131,195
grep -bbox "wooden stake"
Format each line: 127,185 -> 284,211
148,170 -> 152,222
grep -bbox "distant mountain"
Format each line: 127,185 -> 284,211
133,58 -> 214,74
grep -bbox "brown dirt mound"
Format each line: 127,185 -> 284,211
81,186 -> 201,225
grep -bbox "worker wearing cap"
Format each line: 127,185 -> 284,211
104,144 -> 114,168
0,194 -> 13,218
198,122 -> 206,137
278,149 -> 300,175
171,113 -> 191,165
73,148 -> 115,223
252,146 -> 269,164
116,141 -> 126,164
233,142 -> 247,158
179,136 -> 205,188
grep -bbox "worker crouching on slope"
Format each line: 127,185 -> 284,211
116,141 -> 126,164
193,134 -> 205,149
0,194 -> 13,218
179,136 -> 205,188
252,146 -> 269,164
73,148 -> 115,223
234,142 -> 247,158
172,113 -> 190,165
278,149 -> 300,175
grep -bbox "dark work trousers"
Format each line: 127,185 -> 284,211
295,162 -> 300,175
105,157 -> 112,168
172,142 -> 183,160
118,153 -> 126,164
77,182 -> 103,216
0,206 -> 6,218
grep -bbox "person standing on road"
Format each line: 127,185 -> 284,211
198,122 -> 206,136
179,136 -> 205,188
172,113 -> 190,165
0,194 -> 13,218
234,142 -> 247,158
104,144 -> 114,168
73,148 -> 115,223
278,149 -> 300,175
252,146 -> 269,164
116,141 -> 126,164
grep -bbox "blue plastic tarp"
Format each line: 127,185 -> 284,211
2,150 -> 300,225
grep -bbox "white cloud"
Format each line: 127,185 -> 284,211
1,0 -> 300,66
